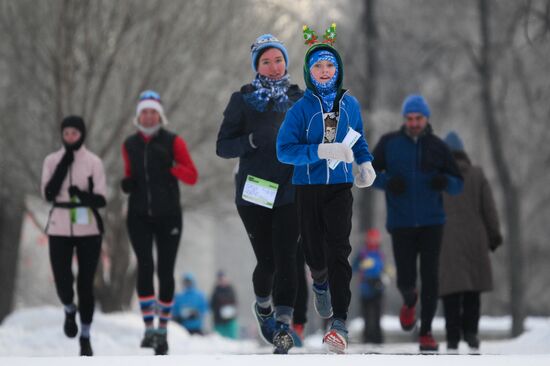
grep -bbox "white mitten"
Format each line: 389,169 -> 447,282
355,161 -> 376,188
317,143 -> 354,163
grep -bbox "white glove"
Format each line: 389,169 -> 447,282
355,161 -> 376,188
318,143 -> 354,163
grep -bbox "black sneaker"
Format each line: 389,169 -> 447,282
64,311 -> 78,338
154,331 -> 169,355
272,322 -> 294,354
140,329 -> 156,348
464,333 -> 480,349
447,340 -> 459,353
79,337 -> 93,356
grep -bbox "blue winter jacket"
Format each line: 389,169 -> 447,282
353,248 -> 385,299
277,89 -> 373,185
372,126 -> 463,231
172,282 -> 208,332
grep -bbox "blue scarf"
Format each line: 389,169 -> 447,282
309,50 -> 339,112
242,74 -> 292,112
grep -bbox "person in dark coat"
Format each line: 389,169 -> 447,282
216,34 -> 302,354
372,95 -> 464,352
210,271 -> 239,339
439,131 -> 503,351
121,90 -> 198,355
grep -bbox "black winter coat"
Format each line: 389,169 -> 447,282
216,84 -> 303,207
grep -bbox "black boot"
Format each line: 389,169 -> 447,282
79,337 -> 93,356
64,311 -> 78,338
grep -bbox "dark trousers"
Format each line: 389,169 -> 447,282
442,291 -> 481,343
361,295 -> 384,343
390,225 -> 443,335
237,203 -> 298,308
127,214 -> 182,303
48,235 -> 102,324
296,184 -> 353,321
293,240 -> 308,325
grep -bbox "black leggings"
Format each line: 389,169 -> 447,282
293,241 -> 308,325
49,235 -> 102,324
361,296 -> 384,343
237,203 -> 298,308
442,291 -> 481,342
127,214 -> 182,303
390,225 -> 443,335
296,184 -> 354,321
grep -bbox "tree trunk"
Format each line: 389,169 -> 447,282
94,193 -> 136,312
477,0 -> 524,336
357,0 -> 380,233
0,194 -> 24,323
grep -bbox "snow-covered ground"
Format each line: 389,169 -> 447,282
1,306 -> 549,365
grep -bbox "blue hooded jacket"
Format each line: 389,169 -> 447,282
372,126 -> 463,230
172,274 -> 208,332
276,44 -> 373,184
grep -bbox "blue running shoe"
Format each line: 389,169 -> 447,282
273,322 -> 295,354
252,302 -> 276,345
312,284 -> 333,319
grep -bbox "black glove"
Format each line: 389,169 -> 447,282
68,185 -> 80,197
120,177 -> 136,194
250,128 -> 274,149
430,174 -> 448,191
386,176 -> 406,195
44,150 -> 74,202
68,185 -> 106,208
489,234 -> 503,252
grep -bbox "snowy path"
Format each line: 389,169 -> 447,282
3,355 -> 550,366
1,307 -> 549,365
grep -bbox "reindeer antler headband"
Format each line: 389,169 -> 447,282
303,23 -> 337,46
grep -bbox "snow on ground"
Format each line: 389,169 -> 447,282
1,306 -> 550,365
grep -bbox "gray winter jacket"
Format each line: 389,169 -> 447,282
439,153 -> 502,296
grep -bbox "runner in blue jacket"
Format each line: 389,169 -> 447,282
277,24 -> 376,353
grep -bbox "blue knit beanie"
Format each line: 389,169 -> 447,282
308,49 -> 338,71
250,34 -> 289,72
402,94 -> 431,118
444,131 -> 465,152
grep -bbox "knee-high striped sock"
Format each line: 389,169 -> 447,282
139,295 -> 157,329
158,299 -> 174,330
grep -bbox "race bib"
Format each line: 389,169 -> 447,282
242,175 -> 279,209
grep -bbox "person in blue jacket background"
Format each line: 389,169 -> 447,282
277,24 -> 376,353
371,94 -> 463,352
172,273 -> 208,335
352,228 -> 385,344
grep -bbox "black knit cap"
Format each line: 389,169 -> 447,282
61,115 -> 86,150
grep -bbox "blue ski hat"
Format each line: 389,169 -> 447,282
250,34 -> 289,72
308,49 -> 337,71
444,131 -> 465,152
402,94 -> 431,118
